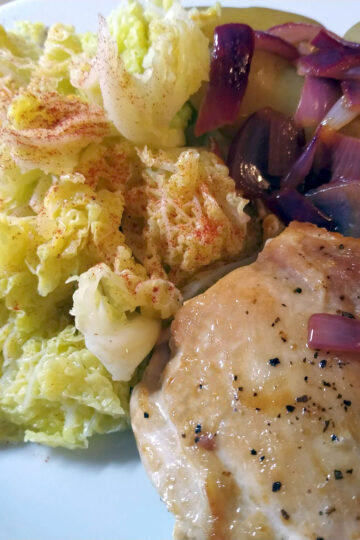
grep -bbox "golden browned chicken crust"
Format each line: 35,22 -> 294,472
131,222 -> 360,540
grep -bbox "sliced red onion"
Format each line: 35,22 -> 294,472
298,42 -> 314,56
294,76 -> 340,127
341,66 -> 360,80
254,31 -> 299,61
281,132 -> 319,189
308,313 -> 360,352
267,22 -> 322,45
341,80 -> 360,109
321,95 -> 359,130
227,108 -> 304,197
284,125 -> 360,189
296,28 -> 360,80
195,24 -> 254,136
311,28 -> 360,52
325,130 -> 360,181
284,95 -> 359,186
267,113 -> 305,177
306,180 -> 360,237
297,49 -> 360,79
228,110 -> 271,198
229,160 -> 270,199
265,188 -> 334,228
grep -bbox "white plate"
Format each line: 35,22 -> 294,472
0,2 -> 359,540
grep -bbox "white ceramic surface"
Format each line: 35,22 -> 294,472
0,2 -> 359,540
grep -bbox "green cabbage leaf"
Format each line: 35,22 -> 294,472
93,0 -> 210,146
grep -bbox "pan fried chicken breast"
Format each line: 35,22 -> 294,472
131,222 -> 360,540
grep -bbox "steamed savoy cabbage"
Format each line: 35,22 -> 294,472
0,171 -> 180,448
0,1 -> 252,449
90,1 -> 210,146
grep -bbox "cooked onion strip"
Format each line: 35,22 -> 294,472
308,313 -> 360,352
